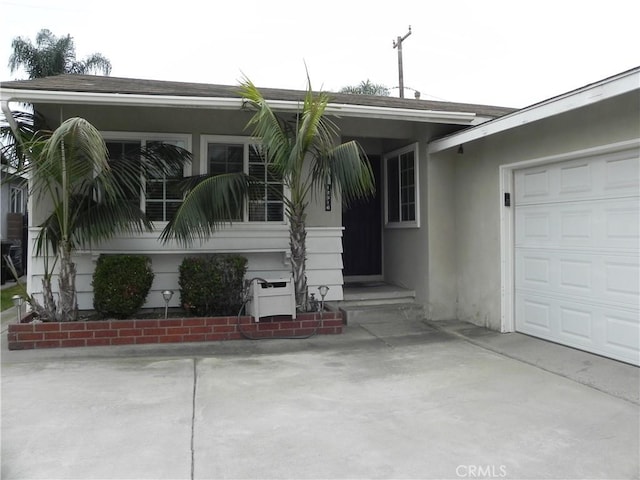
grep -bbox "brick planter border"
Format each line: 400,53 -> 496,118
7,312 -> 343,350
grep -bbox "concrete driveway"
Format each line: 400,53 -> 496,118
1,318 -> 638,480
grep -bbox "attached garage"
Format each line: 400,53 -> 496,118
514,147 -> 639,365
427,67 -> 639,366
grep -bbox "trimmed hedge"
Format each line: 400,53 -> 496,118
92,255 -> 154,319
179,255 -> 247,317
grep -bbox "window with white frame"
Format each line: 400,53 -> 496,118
201,135 -> 284,222
103,133 -> 191,223
9,185 -> 25,214
384,143 -> 420,228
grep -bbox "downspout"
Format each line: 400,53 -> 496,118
1,100 -> 21,140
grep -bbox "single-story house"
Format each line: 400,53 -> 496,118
1,66 -> 638,365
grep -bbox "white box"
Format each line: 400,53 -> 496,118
246,277 -> 296,321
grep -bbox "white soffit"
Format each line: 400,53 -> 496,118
0,88 -> 477,125
428,68 -> 640,154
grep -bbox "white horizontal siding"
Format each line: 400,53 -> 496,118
26,226 -> 344,310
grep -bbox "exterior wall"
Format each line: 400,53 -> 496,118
26,103 -> 348,310
27,225 -> 345,311
425,151 -> 457,319
382,130 -> 431,304
428,91 -> 640,329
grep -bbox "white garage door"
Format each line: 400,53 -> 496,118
515,148 -> 639,365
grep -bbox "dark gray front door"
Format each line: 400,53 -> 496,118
342,155 -> 382,279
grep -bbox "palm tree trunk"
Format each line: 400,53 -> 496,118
38,275 -> 58,321
289,205 -> 307,311
57,241 -> 78,321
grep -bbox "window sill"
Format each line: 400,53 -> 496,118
384,221 -> 421,229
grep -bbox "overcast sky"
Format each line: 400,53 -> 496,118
1,0 -> 638,108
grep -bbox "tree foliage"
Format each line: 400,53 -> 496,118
339,79 -> 390,96
6,115 -> 191,321
8,28 -> 112,79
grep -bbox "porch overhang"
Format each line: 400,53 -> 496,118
0,88 -> 479,125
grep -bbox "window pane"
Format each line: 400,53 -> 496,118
146,202 -> 164,222
387,157 -> 399,222
206,141 -> 283,222
407,204 -> 416,221
106,141 -> 141,204
166,179 -> 183,200
249,163 -> 266,178
249,202 -> 266,221
147,181 -> 164,200
267,184 -> 283,201
166,201 -> 181,220
267,203 -> 283,221
208,144 -> 243,174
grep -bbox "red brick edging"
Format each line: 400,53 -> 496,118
7,312 -> 343,350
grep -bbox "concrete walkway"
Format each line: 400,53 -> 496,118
1,316 -> 638,479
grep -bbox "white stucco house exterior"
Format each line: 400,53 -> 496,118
1,66 -> 638,365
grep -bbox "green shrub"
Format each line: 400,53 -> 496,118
92,255 -> 154,319
179,254 -> 248,316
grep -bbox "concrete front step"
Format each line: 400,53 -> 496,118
343,284 -> 415,301
338,302 -> 425,325
337,296 -> 416,308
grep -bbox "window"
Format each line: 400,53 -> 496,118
103,133 -> 191,223
201,135 -> 284,223
145,141 -> 185,222
9,186 -> 25,214
384,143 -> 420,228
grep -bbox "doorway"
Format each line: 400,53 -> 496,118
342,155 -> 382,281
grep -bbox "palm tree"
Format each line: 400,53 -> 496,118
12,116 -> 190,321
340,79 -> 390,96
162,75 -> 375,309
8,29 -> 111,79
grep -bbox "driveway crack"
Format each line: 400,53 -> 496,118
357,324 -> 393,347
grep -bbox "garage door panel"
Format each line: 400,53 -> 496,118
516,292 -> 639,364
514,147 -> 639,365
516,199 -> 639,249
605,154 -> 640,190
559,305 -> 593,341
516,150 -> 639,204
517,294 -> 552,332
517,251 -> 638,307
606,204 -> 640,241
605,313 -> 640,355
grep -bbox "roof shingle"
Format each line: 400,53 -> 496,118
1,74 -> 516,118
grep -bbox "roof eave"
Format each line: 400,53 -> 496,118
428,67 -> 640,154
0,88 -> 478,125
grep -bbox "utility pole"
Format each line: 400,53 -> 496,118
393,26 -> 412,98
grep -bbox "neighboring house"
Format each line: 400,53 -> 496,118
1,67 -> 637,365
0,151 -> 27,282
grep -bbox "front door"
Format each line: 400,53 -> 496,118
342,155 -> 382,281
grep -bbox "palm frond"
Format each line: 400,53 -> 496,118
238,77 -> 293,174
311,140 -> 375,207
160,172 -> 253,246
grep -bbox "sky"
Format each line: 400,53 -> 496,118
0,0 -> 638,108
